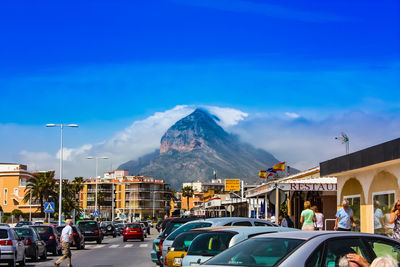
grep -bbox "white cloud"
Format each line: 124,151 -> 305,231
14,106 -> 400,179
284,112 -> 300,119
16,105 -> 250,179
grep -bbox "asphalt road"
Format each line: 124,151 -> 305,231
17,231 -> 158,267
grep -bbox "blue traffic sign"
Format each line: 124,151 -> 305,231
92,210 -> 99,217
44,202 -> 55,213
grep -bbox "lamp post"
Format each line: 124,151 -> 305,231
86,156 -> 109,218
46,123 -> 79,226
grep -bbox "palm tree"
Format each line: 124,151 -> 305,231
182,186 -> 194,212
23,171 -> 56,217
71,177 -> 84,200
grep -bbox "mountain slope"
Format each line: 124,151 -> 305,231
118,109 -> 281,188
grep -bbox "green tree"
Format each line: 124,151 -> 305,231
182,186 -> 194,212
11,209 -> 23,220
23,171 -> 56,217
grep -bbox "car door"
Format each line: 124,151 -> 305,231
12,230 -> 25,261
34,229 -> 45,255
364,237 -> 400,264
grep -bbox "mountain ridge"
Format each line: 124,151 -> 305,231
118,109 -> 283,188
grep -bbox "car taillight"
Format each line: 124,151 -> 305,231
159,240 -> 163,255
49,234 -> 55,240
0,240 -> 13,246
73,233 -> 79,236
94,230 -> 99,235
25,238 -> 32,246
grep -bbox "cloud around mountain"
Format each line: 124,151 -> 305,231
15,105 -> 400,180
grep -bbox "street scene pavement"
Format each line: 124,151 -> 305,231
30,233 -> 157,267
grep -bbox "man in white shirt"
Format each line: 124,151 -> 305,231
55,219 -> 75,267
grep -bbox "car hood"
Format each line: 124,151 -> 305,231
182,255 -> 212,266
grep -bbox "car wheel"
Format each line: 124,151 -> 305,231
141,238 -> 144,241
113,234 -> 116,238
8,258 -> 16,267
97,239 -> 102,244
31,248 -> 38,262
123,238 -> 127,242
40,248 -> 47,260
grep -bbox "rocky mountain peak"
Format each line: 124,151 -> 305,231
160,109 -> 227,154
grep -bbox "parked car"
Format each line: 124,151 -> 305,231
201,231 -> 400,267
33,225 -> 61,256
0,223 -> 10,227
151,217 -> 199,266
14,227 -> 47,262
182,226 -> 299,266
123,223 -> 144,242
15,221 -> 33,228
33,221 -> 44,225
161,217 -> 279,266
141,221 -> 151,235
56,225 -> 85,250
0,226 -> 26,266
165,230 -> 208,267
77,221 -> 103,244
100,221 -> 117,238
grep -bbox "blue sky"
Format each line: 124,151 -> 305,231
1,0 -> 399,178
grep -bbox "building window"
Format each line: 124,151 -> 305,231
19,178 -> 27,187
4,189 -> 7,205
373,191 -> 395,236
14,188 -> 18,196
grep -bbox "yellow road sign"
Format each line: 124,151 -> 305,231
225,179 -> 241,192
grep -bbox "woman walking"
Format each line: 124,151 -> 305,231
312,206 -> 324,230
300,201 -> 316,231
389,200 -> 400,241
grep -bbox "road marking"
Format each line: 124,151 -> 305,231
139,244 -> 148,248
110,244 -> 119,248
97,244 -> 105,248
124,244 -> 133,248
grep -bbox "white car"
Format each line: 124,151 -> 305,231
0,226 -> 26,266
182,226 -> 299,266
160,217 -> 278,266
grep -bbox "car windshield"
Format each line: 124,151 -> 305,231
79,222 -> 98,231
14,228 -> 34,237
17,221 -> 31,226
205,238 -> 304,266
159,222 -> 185,239
126,224 -> 141,230
34,226 -> 52,236
187,232 -> 236,256
172,232 -> 204,251
166,222 -> 212,240
0,229 -> 8,239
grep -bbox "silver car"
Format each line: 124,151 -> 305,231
182,226 -> 299,266
0,226 -> 26,266
201,231 -> 400,267
160,217 -> 278,265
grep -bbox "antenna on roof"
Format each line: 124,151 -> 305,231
335,132 -> 349,155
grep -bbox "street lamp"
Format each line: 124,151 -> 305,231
46,123 -> 79,225
86,156 -> 109,218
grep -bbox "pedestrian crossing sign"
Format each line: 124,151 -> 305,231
93,210 -> 99,217
44,202 -> 55,213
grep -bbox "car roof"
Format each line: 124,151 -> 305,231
169,217 -> 202,223
253,231 -> 400,241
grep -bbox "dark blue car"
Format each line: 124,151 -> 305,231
33,225 -> 62,256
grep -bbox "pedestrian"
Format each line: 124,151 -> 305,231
300,201 -> 316,231
374,201 -> 387,235
389,200 -> 400,241
312,206 -> 324,230
55,219 -> 75,267
279,214 -> 288,227
334,199 -> 357,231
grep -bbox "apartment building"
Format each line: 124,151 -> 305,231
0,163 -> 38,213
80,172 -> 171,220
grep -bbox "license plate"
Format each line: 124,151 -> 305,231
130,230 -> 136,233
85,231 -> 92,235
174,258 -> 182,265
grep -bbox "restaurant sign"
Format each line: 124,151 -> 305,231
282,183 -> 337,191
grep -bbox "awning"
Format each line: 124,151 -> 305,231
247,176 -> 337,198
